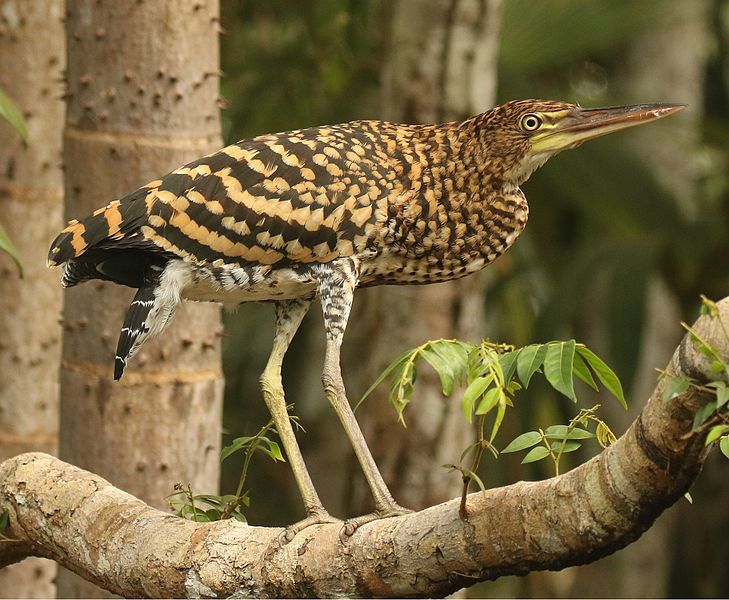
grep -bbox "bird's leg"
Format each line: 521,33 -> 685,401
260,298 -> 340,545
317,262 -> 411,540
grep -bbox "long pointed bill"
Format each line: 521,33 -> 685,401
531,103 -> 686,153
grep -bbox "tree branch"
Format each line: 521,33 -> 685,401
1,300 -> 727,598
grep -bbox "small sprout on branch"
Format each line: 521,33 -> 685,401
501,406 -> 616,475
0,510 -> 15,543
168,412 -> 293,522
661,296 -> 729,460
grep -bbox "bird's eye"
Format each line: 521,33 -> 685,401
520,114 -> 543,132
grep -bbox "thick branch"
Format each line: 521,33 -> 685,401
1,301 -> 727,598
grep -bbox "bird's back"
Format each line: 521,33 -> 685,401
49,116 -> 527,296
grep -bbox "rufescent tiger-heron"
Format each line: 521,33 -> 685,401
48,99 -> 684,541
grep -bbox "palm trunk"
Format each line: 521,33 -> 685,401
58,1 -> 224,596
0,1 -> 64,596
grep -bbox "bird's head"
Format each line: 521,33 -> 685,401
475,99 -> 686,187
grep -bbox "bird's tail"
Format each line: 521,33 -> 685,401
48,190 -> 149,269
114,265 -> 180,380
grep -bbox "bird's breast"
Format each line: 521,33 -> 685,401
368,186 -> 529,285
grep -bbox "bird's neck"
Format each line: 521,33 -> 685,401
412,115 -> 511,193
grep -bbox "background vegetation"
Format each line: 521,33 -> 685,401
215,1 -> 729,597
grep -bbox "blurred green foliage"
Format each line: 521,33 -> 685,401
220,0 -> 383,140
0,86 -> 26,274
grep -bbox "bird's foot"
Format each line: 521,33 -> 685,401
264,510 -> 340,561
278,509 -> 341,545
339,503 -> 413,543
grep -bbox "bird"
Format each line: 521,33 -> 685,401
48,99 -> 684,541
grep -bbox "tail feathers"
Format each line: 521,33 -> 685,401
48,189 -> 149,267
114,266 -> 179,380
61,260 -> 104,287
115,286 -> 156,380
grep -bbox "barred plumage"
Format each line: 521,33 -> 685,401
48,99 -> 683,541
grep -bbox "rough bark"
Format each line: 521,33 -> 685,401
0,0 -> 65,595
345,0 -> 504,516
1,298 -> 727,598
58,1 -> 224,595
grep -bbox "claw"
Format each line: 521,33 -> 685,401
339,504 -> 413,543
265,510 -> 341,559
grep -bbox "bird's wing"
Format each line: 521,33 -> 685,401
50,125 -> 396,271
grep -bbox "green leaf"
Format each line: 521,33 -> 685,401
662,376 -> 691,403
357,348 -> 413,409
420,346 -> 455,396
205,508 -> 222,520
550,440 -> 581,453
543,425 -> 595,440
0,511 -> 8,534
475,387 -> 500,415
0,222 -> 23,277
706,425 -> 729,445
716,383 -> 729,409
220,436 -> 255,462
390,360 -> 416,419
462,469 -> 486,492
462,375 -> 492,422
0,87 -> 28,144
516,344 -> 548,388
522,446 -> 550,464
502,431 -> 542,453
719,436 -> 729,459
498,349 -> 520,384
544,341 -> 577,402
572,353 -> 599,391
431,340 -> 470,378
490,396 -> 507,442
576,346 -> 626,408
596,421 -> 616,447
692,401 -> 717,431
260,439 -> 285,462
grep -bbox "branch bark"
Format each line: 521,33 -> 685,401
1,299 -> 727,598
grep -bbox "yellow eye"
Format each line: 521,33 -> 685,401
520,113 -> 543,132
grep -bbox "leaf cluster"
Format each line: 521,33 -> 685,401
501,406 -> 616,475
363,338 -> 625,428
168,416 -> 287,522
363,337 -> 626,510
661,297 -> 729,460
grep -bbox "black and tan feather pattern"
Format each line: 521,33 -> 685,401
48,98 -> 683,537
49,101 -> 556,291
48,98 -> 682,371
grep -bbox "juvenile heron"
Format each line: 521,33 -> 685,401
48,99 -> 684,540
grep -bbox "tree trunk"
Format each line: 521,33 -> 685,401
58,1 -> 224,596
345,0 -> 503,515
0,1 -> 64,596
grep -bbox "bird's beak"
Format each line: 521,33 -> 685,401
531,103 -> 686,153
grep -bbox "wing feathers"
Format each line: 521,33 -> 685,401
49,122 -> 389,274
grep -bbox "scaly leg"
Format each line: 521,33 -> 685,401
316,260 -> 411,540
260,298 -> 339,544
